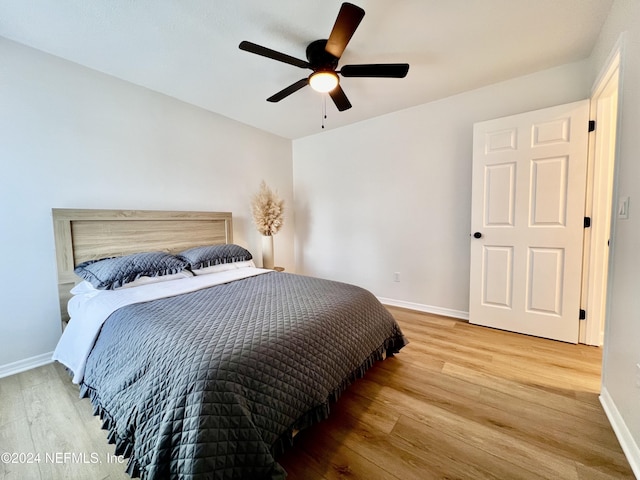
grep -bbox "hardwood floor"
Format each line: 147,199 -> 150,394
280,307 -> 633,479
0,358 -> 131,480
0,307 -> 634,479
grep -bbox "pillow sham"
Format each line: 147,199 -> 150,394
177,244 -> 253,270
74,251 -> 189,290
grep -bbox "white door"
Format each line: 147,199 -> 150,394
469,100 -> 590,343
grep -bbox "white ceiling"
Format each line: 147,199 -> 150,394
1,0 -> 613,139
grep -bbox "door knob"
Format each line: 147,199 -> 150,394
473,232 -> 482,239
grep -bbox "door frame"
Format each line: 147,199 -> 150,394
580,36 -> 624,346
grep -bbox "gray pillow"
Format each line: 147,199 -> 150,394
74,252 -> 189,290
178,244 -> 253,270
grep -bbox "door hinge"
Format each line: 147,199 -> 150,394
584,216 -> 591,228
588,120 -> 596,132
579,309 -> 586,320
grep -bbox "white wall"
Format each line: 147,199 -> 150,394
292,60 -> 591,317
0,38 -> 293,372
590,0 -> 640,474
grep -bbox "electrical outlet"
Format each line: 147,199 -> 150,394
636,364 -> 640,388
394,272 -> 400,282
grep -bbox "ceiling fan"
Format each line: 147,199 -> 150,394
239,2 -> 409,112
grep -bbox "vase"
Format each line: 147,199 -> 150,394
262,235 -> 274,269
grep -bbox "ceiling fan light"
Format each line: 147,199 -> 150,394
309,71 -> 339,93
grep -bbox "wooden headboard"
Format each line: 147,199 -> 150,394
52,209 -> 233,325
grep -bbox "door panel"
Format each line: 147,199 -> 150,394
483,246 -> 513,308
469,100 -> 589,343
485,163 -> 516,226
530,156 -> 568,226
526,247 -> 564,315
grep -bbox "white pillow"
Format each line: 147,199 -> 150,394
118,270 -> 193,288
70,271 -> 193,294
191,259 -> 256,276
70,281 -> 99,295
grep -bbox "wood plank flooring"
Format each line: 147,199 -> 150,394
280,307 -> 633,479
0,307 -> 634,479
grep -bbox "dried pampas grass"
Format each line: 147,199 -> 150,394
251,181 -> 284,236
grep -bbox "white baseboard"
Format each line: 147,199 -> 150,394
0,352 -> 54,379
377,297 -> 469,321
600,386 -> 640,478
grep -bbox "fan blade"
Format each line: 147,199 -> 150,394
329,85 -> 352,111
325,3 -> 365,59
239,41 -> 311,69
267,78 -> 309,102
340,63 -> 410,78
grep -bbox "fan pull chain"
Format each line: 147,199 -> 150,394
321,96 -> 327,129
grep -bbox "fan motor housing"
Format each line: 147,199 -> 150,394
306,39 -> 339,71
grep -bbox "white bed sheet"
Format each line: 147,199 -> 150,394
53,267 -> 272,384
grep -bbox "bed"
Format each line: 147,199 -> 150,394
51,208 -> 408,479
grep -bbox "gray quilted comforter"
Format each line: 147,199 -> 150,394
80,272 -> 407,479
